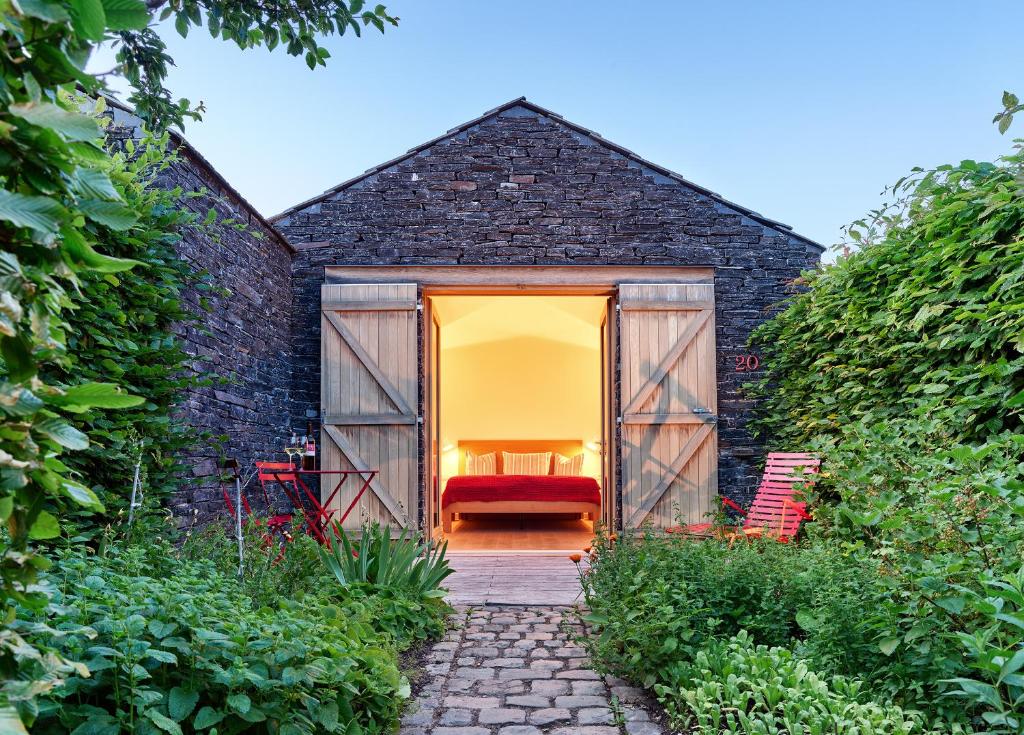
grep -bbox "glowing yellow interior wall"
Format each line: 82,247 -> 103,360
438,315 -> 603,489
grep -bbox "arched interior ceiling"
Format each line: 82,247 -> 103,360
431,296 -> 607,349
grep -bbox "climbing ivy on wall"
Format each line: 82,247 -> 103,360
750,145 -> 1024,447
45,130 -> 215,535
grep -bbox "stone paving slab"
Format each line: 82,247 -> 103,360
400,607 -> 664,735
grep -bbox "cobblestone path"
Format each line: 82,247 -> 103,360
400,606 -> 663,735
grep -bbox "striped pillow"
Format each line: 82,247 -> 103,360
502,451 -> 551,476
465,451 -> 496,476
553,453 -> 584,476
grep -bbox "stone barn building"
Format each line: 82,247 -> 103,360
113,98 -> 821,542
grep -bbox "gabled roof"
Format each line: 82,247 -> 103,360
272,97 -> 822,252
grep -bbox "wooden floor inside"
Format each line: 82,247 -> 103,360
443,514 -> 597,552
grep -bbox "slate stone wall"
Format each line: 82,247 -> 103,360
157,147 -> 296,522
276,106 -> 822,511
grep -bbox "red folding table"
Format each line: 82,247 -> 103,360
256,463 -> 377,543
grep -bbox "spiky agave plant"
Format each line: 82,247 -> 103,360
319,521 -> 453,598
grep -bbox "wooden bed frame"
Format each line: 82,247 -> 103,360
443,440 -> 600,533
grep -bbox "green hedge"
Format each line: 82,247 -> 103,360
750,149 -> 1024,447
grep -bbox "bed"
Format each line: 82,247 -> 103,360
442,440 -> 601,533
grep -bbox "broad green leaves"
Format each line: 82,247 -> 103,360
192,707 -> 223,729
60,479 -> 104,510
78,199 -> 140,231
167,688 -> 198,721
0,191 -> 65,234
35,418 -> 89,450
69,0 -> 108,39
24,550 -> 425,734
54,383 -> 146,411
101,0 -> 148,30
994,91 -> 1022,135
28,510 -> 61,539
16,0 -> 71,22
9,102 -> 101,141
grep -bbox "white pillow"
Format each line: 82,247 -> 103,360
502,451 -> 551,475
465,451 -> 496,475
553,453 -> 584,476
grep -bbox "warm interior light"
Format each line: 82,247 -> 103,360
586,440 -> 601,452
433,295 -> 606,487
441,443 -> 455,452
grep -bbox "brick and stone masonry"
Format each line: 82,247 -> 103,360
274,99 -> 823,509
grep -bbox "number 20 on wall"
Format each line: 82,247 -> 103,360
734,354 -> 760,372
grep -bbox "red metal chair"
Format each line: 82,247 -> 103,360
220,466 -> 293,546
667,452 -> 820,543
253,461 -> 307,532
256,461 -> 339,543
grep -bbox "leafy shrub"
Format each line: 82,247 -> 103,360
580,531 -> 959,730
655,631 -> 940,735
45,131 -> 216,539
181,516 -> 328,609
21,547 -> 408,734
946,568 -> 1024,733
580,531 -> 879,687
1,0 -> 394,726
800,423 -> 1024,725
742,136 -> 1024,730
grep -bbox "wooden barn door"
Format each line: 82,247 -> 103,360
600,298 -> 617,530
320,284 -> 418,531
619,283 -> 717,529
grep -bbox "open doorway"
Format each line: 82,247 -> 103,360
426,295 -> 611,551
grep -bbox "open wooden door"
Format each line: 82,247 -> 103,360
600,297 -> 617,530
423,299 -> 442,540
619,283 -> 717,529
320,283 -> 418,531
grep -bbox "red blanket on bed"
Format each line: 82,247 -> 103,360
442,475 -> 601,507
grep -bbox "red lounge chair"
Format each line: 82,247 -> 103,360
667,452 -> 820,543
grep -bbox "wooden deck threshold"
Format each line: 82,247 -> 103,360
444,553 -> 584,606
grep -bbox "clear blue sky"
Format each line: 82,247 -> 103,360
100,0 -> 1023,251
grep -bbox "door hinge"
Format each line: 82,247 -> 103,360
417,416 -> 424,424
416,301 -> 424,312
